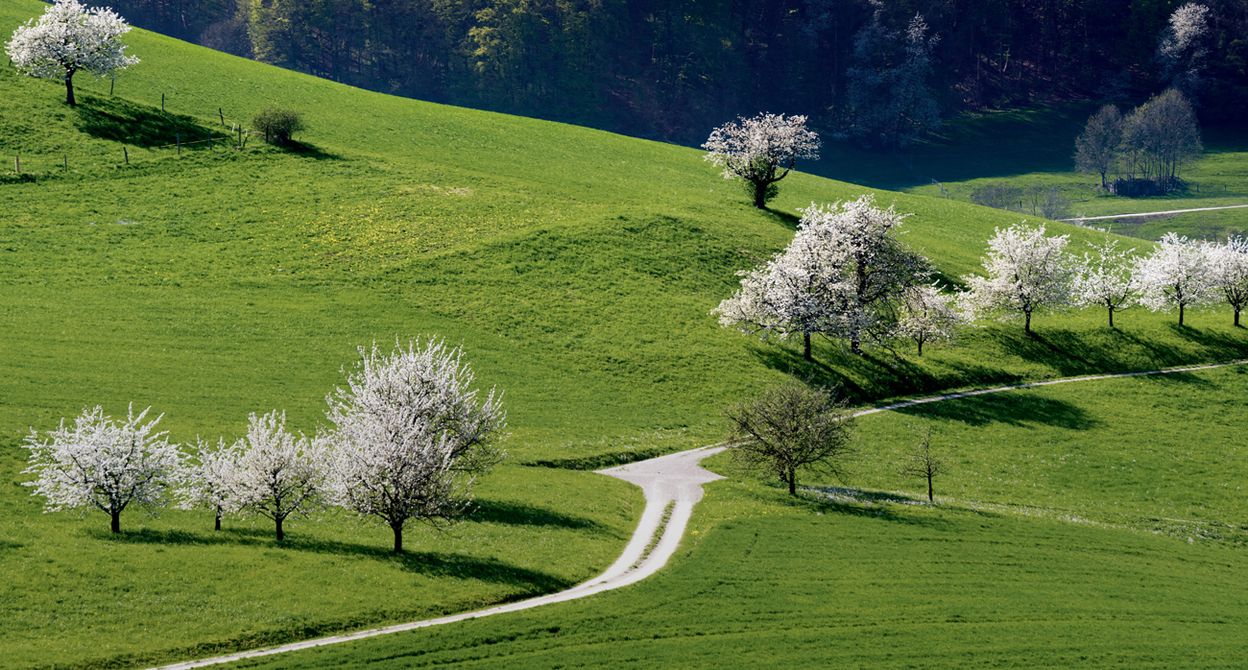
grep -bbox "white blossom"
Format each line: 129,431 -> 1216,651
1205,236 -> 1248,326
896,284 -> 963,355
5,0 -> 139,105
1134,232 -> 1215,326
23,405 -> 183,533
323,340 -> 505,553
1073,239 -> 1138,328
702,113 -> 820,208
962,223 -> 1075,333
228,410 -> 323,541
180,437 -> 240,531
715,194 -> 927,357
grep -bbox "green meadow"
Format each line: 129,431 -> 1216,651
2,0 -> 1247,666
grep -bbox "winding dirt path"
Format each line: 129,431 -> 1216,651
151,358 -> 1246,669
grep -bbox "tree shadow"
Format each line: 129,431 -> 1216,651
762,208 -> 801,230
750,486 -> 961,530
90,528 -> 572,590
894,392 -> 1099,429
468,499 -> 606,531
74,95 -> 226,148
281,140 -> 342,161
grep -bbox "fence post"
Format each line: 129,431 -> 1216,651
63,154 -> 68,171
123,147 -> 128,165
161,93 -> 165,112
219,107 -> 225,126
14,153 -> 19,175
109,75 -> 114,96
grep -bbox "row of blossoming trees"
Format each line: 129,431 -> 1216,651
23,340 -> 504,553
715,199 -> 1248,360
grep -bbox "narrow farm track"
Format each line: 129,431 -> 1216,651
151,358 -> 1248,670
1061,203 -> 1248,223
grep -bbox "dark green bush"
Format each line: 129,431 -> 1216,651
252,107 -> 305,145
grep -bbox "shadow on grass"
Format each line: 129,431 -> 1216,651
469,499 -> 605,531
281,140 -> 341,161
92,527 -> 571,590
896,392 -> 1099,428
75,95 -> 226,148
751,486 -> 962,530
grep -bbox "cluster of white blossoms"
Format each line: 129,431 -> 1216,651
703,113 -> 821,208
5,0 -> 139,104
24,339 -> 505,552
718,204 -> 1248,359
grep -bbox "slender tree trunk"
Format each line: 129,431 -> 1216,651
916,339 -> 923,356
1108,307 -> 1114,329
850,336 -> 862,355
752,181 -> 767,209
1235,308 -> 1241,327
1179,303 -> 1185,326
1024,310 -> 1033,334
1100,171 -> 1107,190
65,71 -> 76,106
803,332 -> 812,361
275,516 -> 285,541
926,473 -> 934,503
110,508 -> 121,533
214,506 -> 222,531
392,521 -> 404,553
787,472 -> 796,496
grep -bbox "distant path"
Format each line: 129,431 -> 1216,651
151,358 -> 1248,670
1062,204 -> 1248,223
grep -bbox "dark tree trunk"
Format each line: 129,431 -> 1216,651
275,516 -> 285,541
1235,308 -> 1241,327
787,474 -> 796,496
1024,310 -> 1033,334
752,181 -> 767,209
926,474 -> 934,503
1179,303 -> 1185,326
110,509 -> 121,533
214,506 -> 222,531
803,332 -> 812,361
850,337 -> 862,355
65,71 -> 76,106
392,522 -> 404,553
1108,307 -> 1114,329
916,339 -> 923,356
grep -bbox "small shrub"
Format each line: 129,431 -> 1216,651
252,108 -> 305,145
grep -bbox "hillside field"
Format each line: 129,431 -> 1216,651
3,0 -> 1248,666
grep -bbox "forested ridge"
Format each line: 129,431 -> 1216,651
34,1 -> 1248,142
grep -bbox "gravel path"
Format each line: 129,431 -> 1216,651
150,358 -> 1247,669
1061,204 -> 1248,223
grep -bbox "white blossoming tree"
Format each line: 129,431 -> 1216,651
23,405 -> 183,533
715,195 -> 927,358
181,438 -> 239,532
702,113 -> 820,209
1073,239 -> 1138,328
229,411 -> 323,541
1135,232 -> 1214,326
323,340 -> 505,553
1206,236 -> 1248,327
896,284 -> 963,355
963,224 -> 1075,334
5,0 -> 139,106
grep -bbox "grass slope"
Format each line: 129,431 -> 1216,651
2,0 -> 1248,665
225,367 -> 1248,669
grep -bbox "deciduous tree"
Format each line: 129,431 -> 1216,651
324,340 -> 505,553
1073,239 -> 1138,328
899,427 -> 943,503
228,410 -> 322,541
1206,236 -> 1248,327
5,0 -> 139,105
728,382 -> 853,496
181,438 -> 238,532
963,224 -> 1075,334
702,113 -> 820,209
1075,105 -> 1123,190
896,284 -> 962,355
1135,232 -> 1214,326
24,405 -> 182,533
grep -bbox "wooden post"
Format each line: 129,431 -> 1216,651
161,93 -> 165,112
123,147 -> 128,165
219,107 -> 226,126
14,154 -> 19,174
109,75 -> 115,96
63,154 -> 68,171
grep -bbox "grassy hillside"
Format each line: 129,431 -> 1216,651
3,0 -> 1248,666
223,366 -> 1248,669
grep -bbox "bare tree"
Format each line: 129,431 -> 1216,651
1075,105 -> 1123,190
1120,89 -> 1202,192
727,382 -> 854,496
899,428 -> 944,503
